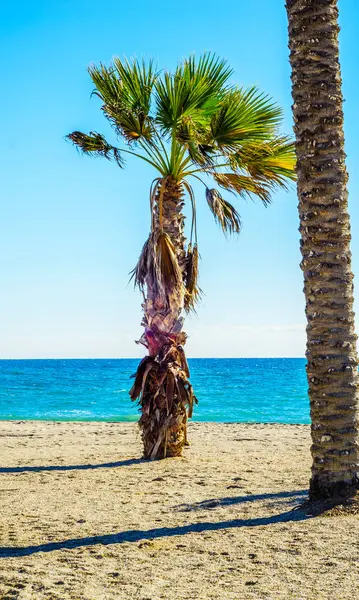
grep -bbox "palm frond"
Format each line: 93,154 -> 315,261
113,57 -> 156,116
183,53 -> 233,92
131,231 -> 183,298
205,188 -> 241,234
66,131 -> 124,166
209,87 -> 283,151
130,236 -> 151,290
129,356 -> 156,400
186,139 -> 216,168
89,58 -> 157,142
88,63 -> 121,106
228,136 -> 296,186
155,53 -> 231,134
156,231 -> 183,291
175,116 -> 216,170
184,243 -> 201,312
212,172 -> 272,206
182,180 -> 198,245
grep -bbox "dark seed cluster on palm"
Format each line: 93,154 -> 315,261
68,53 -> 295,459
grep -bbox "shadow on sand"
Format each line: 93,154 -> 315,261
174,489 -> 308,511
0,458 -> 145,473
0,489 -> 310,558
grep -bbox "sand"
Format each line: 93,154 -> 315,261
0,421 -> 358,600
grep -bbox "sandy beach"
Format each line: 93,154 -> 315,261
0,421 -> 358,599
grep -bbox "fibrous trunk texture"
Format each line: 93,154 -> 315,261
131,177 -> 196,459
286,0 -> 359,499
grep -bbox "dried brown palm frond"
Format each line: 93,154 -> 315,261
205,188 -> 241,234
183,180 -> 198,245
177,344 -> 190,377
129,356 -> 156,400
166,369 -> 176,415
156,231 -> 183,291
184,243 -> 201,312
131,231 -> 184,299
155,176 -> 169,229
184,381 -> 197,418
149,177 -> 162,231
130,236 -> 151,290
131,337 -> 195,459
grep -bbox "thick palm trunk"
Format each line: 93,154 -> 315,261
286,0 -> 359,499
131,177 -> 195,459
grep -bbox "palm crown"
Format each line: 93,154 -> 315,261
68,53 -> 295,309
68,55 -> 295,197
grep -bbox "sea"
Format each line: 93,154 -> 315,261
0,358 -> 310,424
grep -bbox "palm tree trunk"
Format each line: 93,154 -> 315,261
132,177 -> 194,459
286,0 -> 359,499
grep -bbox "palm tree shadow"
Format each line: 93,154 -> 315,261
0,458 -> 145,473
0,489 -> 311,558
175,489 -> 308,511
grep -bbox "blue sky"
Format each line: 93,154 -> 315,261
1,0 -> 358,358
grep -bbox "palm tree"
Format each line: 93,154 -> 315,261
67,54 -> 295,459
285,0 -> 359,500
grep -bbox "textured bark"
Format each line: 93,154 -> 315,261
286,0 -> 359,499
133,177 -> 195,459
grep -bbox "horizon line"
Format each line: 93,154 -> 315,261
0,356 -> 306,360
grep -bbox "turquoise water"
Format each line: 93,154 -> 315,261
0,358 -> 309,423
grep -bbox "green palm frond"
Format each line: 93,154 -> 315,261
212,172 -> 275,205
228,136 -> 296,188
69,52 -> 295,184
209,87 -> 283,151
175,116 -> 198,144
66,131 -> 124,166
183,53 -> 233,92
186,140 -> 216,168
155,71 -> 209,133
88,63 -> 121,106
113,57 -> 156,116
154,53 -> 233,170
155,53 -> 231,134
205,188 -> 241,234
89,58 -> 157,142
